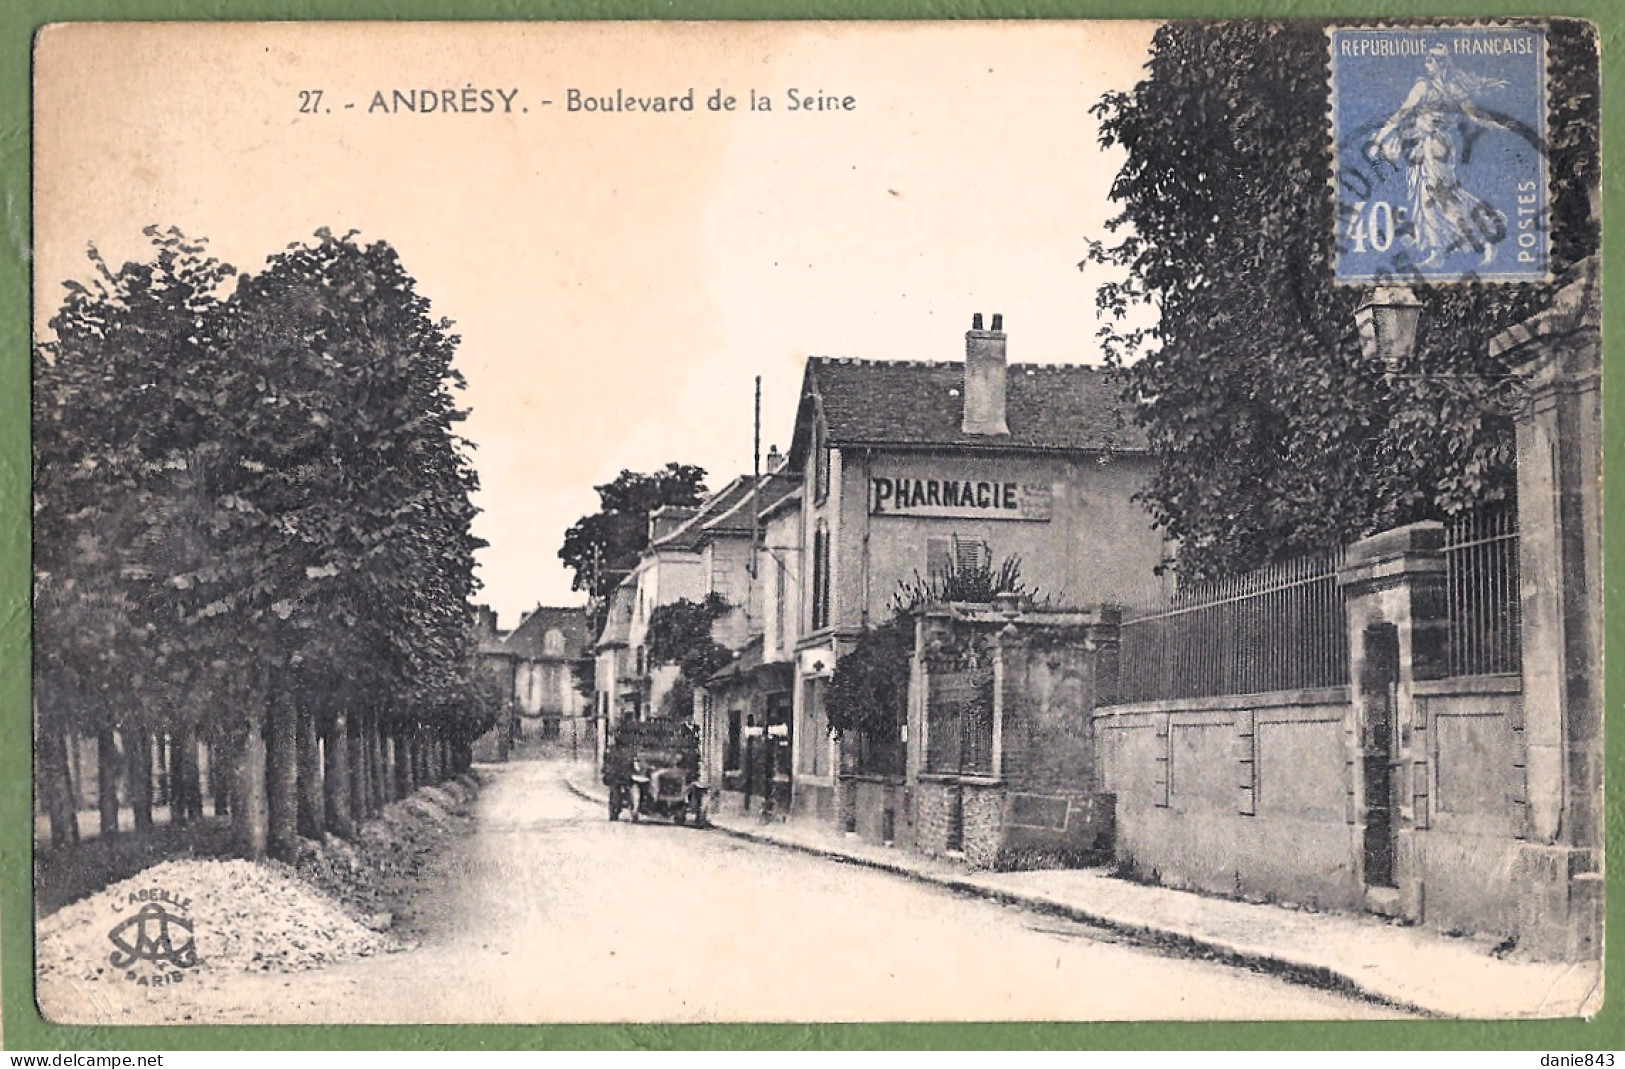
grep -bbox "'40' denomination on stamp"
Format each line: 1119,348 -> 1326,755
1329,24 -> 1548,284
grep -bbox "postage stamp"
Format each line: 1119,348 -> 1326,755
1328,25 -> 1549,284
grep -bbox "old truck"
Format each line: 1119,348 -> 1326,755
603,718 -> 707,826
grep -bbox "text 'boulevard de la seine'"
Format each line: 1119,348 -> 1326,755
297,86 -> 860,116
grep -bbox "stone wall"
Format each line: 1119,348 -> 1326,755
1095,687 -> 1361,910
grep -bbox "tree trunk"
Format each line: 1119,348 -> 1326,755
152,730 -> 170,809
389,728 -> 403,801
97,725 -> 121,837
209,731 -> 231,819
124,724 -> 153,833
349,710 -> 367,821
368,713 -> 387,811
265,689 -> 299,861
296,703 -> 323,840
171,726 -> 202,824
41,719 -> 78,847
168,731 -> 188,828
68,730 -> 88,810
324,709 -> 355,839
226,720 -> 267,860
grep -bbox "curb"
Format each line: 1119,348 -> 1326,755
558,772 -> 1434,1017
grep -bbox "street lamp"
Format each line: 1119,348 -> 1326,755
1355,286 -> 1424,366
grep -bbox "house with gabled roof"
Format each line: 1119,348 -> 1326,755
598,470 -> 792,740
504,606 -> 592,753
782,312 -> 1169,844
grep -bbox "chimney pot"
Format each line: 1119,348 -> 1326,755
962,312 -> 1010,436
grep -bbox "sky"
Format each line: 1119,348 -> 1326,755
34,21 -> 1158,629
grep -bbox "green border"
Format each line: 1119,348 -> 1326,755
2,0 -> 1619,1052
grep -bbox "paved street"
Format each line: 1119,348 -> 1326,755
50,760 -> 1401,1024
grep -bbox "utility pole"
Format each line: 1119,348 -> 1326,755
750,375 -> 761,578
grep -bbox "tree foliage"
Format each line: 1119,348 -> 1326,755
33,225 -> 490,852
1085,20 -> 1599,580
558,463 -> 708,603
645,593 -> 735,683
827,616 -> 913,741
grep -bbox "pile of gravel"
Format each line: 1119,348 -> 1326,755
289,773 -> 482,925
36,858 -> 396,988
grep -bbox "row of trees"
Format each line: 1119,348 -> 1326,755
1085,20 -> 1600,581
34,226 -> 494,861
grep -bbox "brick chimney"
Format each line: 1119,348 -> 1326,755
962,312 -> 1009,436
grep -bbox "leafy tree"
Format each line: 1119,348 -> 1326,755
34,226 -> 487,860
558,464 -> 708,616
228,229 -> 486,855
644,593 -> 734,718
1085,20 -> 1599,580
826,616 -> 913,743
33,226 -> 240,843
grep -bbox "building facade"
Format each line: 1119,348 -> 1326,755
783,314 -> 1169,833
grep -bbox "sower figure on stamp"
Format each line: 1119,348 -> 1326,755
1371,43 -> 1515,268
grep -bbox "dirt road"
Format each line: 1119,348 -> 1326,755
40,760 -> 1401,1025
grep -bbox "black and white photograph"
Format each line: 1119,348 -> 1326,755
29,19 -> 1603,1026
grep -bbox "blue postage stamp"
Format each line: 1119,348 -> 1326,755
1329,25 -> 1549,284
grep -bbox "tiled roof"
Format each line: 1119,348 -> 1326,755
699,471 -> 801,536
651,470 -> 798,549
649,476 -> 756,551
504,605 -> 592,660
595,584 -> 636,649
798,358 -> 1145,455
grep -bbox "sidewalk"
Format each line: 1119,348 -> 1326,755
562,768 -> 1602,1020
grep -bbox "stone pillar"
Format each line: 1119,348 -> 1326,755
1493,258 -> 1602,962
1337,523 -> 1448,921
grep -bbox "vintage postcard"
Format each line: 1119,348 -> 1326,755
28,19 -> 1604,1028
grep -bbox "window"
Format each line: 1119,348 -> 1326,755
725,709 -> 743,772
811,521 -> 831,630
774,552 -> 788,646
925,659 -> 995,777
544,628 -> 565,656
926,534 -> 990,580
814,432 -> 831,503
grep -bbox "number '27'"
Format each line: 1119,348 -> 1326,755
298,90 -> 324,114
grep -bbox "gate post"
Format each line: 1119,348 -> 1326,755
1337,523 -> 1448,921
1496,258 -> 1602,962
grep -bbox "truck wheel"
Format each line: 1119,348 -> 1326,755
674,807 -> 687,827
608,795 -> 621,821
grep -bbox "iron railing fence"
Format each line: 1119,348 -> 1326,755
1443,500 -> 1521,677
1113,550 -> 1350,705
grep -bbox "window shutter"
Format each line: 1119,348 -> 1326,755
954,536 -> 990,574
